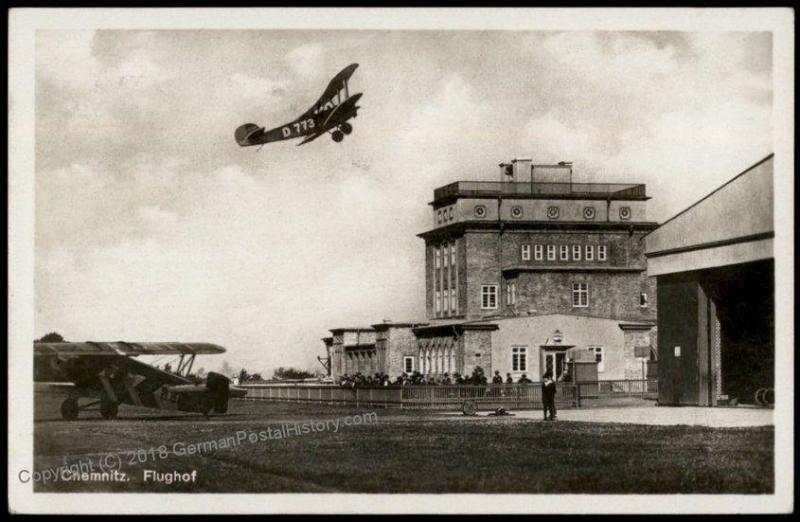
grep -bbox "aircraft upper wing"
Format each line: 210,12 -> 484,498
34,342 -> 226,357
301,63 -> 359,118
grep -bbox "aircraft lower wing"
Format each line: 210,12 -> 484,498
297,130 -> 326,146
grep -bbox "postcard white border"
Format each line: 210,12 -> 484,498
8,7 -> 794,514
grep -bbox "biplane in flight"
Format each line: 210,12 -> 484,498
235,63 -> 362,148
35,341 -> 247,420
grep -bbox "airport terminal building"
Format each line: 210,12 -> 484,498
324,158 -> 659,382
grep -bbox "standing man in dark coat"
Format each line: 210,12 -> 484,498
541,370 -> 558,421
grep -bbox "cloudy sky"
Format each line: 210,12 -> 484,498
35,29 -> 773,375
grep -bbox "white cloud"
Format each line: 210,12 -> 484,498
34,30 -> 773,374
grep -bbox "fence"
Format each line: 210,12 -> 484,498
239,379 -> 658,411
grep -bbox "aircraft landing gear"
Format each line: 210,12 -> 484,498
331,130 -> 344,143
60,398 -> 79,421
339,122 -> 353,135
100,400 -> 119,420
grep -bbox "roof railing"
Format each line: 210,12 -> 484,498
434,181 -> 646,201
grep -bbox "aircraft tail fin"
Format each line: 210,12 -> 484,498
206,372 -> 231,413
235,123 -> 266,147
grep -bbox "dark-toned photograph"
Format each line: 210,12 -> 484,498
8,7 -> 793,515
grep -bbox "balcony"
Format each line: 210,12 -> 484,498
433,181 -> 646,203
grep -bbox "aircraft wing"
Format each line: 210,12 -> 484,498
34,342 -> 226,357
301,63 -> 359,118
296,130 -> 327,146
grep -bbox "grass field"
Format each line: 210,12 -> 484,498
32,394 -> 773,494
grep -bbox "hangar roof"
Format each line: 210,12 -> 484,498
645,154 -> 774,277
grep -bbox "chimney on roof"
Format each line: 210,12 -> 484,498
498,162 -> 513,182
512,158 -> 532,182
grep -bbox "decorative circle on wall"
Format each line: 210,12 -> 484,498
546,206 -> 560,220
474,205 -> 487,218
511,206 -> 524,219
619,206 -> 632,220
583,206 -> 596,220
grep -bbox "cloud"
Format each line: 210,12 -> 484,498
285,43 -> 326,77
34,30 -> 773,375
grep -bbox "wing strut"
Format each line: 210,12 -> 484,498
176,354 -> 196,378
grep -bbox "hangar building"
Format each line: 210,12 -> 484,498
645,154 -> 774,406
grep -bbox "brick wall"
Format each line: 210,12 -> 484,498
465,232 -> 502,319
459,229 -> 656,322
511,270 -> 656,322
384,326 -> 420,377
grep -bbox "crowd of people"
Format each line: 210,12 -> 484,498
337,366 -> 538,388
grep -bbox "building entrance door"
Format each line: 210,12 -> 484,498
544,351 -> 567,379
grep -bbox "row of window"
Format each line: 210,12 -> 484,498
434,289 -> 457,314
403,346 -> 606,375
434,243 -> 457,269
521,244 -> 607,262
434,242 -> 459,317
481,283 -> 648,309
513,346 -> 606,373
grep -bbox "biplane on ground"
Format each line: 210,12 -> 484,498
34,341 -> 247,420
235,63 -> 363,148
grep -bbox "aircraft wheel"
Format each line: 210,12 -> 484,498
60,398 -> 79,421
100,401 -> 119,419
339,122 -> 352,135
331,130 -> 344,143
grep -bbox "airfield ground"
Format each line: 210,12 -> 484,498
31,394 -> 773,494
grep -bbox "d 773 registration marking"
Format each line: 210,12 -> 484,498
282,118 -> 315,138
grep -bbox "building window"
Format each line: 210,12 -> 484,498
404,356 -> 415,374
481,285 -> 498,309
640,292 -> 648,308
512,346 -> 528,372
572,283 -> 589,307
437,210 -> 442,224
572,245 -> 582,261
435,291 -> 441,313
534,244 -> 543,261
450,243 -> 456,266
589,346 -> 604,372
560,245 -> 569,261
598,245 -> 607,261
443,244 -> 449,267
506,281 -> 516,306
521,244 -> 531,261
547,245 -> 556,261
443,287 -> 449,313
450,288 -> 457,312
434,247 -> 440,269
448,207 -> 454,221
585,245 -> 594,261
